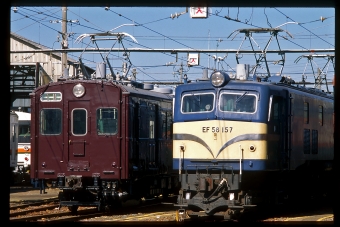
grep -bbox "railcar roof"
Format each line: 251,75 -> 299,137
32,79 -> 174,100
175,79 -> 333,100
14,111 -> 31,121
117,83 -> 173,100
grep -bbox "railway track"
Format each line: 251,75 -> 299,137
10,207 -> 99,222
10,199 -> 59,210
10,204 -> 60,218
8,197 -> 334,223
9,196 -> 179,222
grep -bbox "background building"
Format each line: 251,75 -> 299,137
10,32 -> 94,112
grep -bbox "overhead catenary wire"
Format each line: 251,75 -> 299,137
11,6 -> 335,84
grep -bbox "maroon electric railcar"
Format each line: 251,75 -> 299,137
30,79 -> 178,211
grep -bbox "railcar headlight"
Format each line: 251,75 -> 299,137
210,71 -> 230,87
73,84 -> 85,97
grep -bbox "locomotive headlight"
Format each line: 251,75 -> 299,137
210,71 -> 230,87
73,84 -> 85,97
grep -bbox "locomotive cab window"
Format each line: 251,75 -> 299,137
181,92 -> 214,113
40,108 -> 62,135
72,108 -> 87,135
97,108 -> 118,135
219,92 -> 256,113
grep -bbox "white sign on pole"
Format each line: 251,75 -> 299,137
190,7 -> 208,18
188,53 -> 199,66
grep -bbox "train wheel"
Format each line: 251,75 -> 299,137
45,179 -> 53,188
68,205 -> 79,213
223,208 -> 242,220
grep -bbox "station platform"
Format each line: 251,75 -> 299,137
10,186 -> 60,203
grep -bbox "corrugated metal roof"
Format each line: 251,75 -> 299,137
10,32 -> 77,63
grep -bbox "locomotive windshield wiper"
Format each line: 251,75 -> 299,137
235,92 -> 248,103
192,93 -> 200,101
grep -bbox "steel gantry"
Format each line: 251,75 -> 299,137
294,54 -> 335,93
228,26 -> 296,78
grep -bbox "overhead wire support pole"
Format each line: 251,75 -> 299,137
275,34 -> 285,76
61,7 -> 68,79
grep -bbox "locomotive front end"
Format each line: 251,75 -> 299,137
173,71 -> 272,220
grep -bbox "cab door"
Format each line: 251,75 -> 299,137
67,100 -> 91,173
268,94 -> 288,170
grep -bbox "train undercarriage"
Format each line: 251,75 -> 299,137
39,174 -> 178,213
174,168 -> 333,221
174,171 -> 256,221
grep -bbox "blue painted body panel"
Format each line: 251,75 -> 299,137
173,158 -> 267,171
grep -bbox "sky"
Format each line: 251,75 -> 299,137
10,6 -> 335,91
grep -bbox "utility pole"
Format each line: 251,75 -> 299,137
179,62 -> 183,83
61,7 -> 68,78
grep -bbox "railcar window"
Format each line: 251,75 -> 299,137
18,121 -> 30,143
72,109 -> 87,135
150,120 -> 155,139
11,124 -> 17,142
40,92 -> 62,102
97,108 -> 118,135
318,105 -> 323,126
312,129 -> 318,154
181,93 -> 214,113
166,113 -> 172,139
40,109 -> 62,135
303,129 -> 311,154
161,111 -> 166,138
304,102 -> 309,124
219,93 -> 256,113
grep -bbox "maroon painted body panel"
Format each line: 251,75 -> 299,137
31,81 -> 123,180
30,80 -> 174,184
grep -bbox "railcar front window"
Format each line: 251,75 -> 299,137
219,92 -> 256,113
181,93 -> 214,113
40,109 -> 62,135
18,121 -> 30,143
97,108 -> 118,135
40,92 -> 62,102
72,109 -> 87,135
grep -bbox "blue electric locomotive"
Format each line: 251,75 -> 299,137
173,69 -> 334,220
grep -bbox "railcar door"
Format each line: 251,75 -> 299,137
67,100 -> 121,179
67,100 -> 91,174
34,101 -> 65,180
